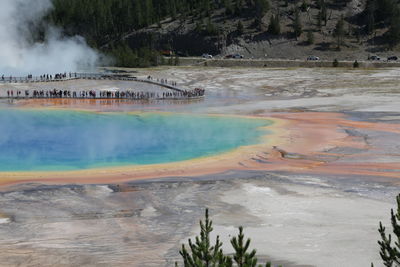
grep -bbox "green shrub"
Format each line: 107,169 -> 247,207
333,58 -> 339,67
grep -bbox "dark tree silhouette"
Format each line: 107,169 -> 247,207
177,209 -> 274,267
376,194 -> 400,266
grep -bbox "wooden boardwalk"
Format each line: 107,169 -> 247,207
0,73 -> 205,100
0,73 -> 185,92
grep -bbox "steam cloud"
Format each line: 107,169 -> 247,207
0,0 -> 100,76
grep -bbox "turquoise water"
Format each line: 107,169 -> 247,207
0,109 -> 271,171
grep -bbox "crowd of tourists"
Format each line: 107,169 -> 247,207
1,73 -> 182,89
36,73 -> 75,81
1,73 -> 204,100
147,75 -> 178,87
1,73 -> 77,82
5,88 -> 205,100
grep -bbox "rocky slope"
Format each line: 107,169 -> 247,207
121,0 -> 399,60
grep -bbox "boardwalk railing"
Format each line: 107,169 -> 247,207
0,73 -> 205,100
0,72 -> 186,92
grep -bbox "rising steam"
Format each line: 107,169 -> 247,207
0,0 -> 99,76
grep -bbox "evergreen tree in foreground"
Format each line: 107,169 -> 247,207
178,209 -> 231,266
177,209 -> 274,267
231,226 -> 258,267
376,194 -> 400,266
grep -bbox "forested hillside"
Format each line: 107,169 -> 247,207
50,0 -> 222,46
47,0 -> 400,67
49,0 -> 268,46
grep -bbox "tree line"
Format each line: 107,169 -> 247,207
48,0 -> 269,47
47,0 -> 270,66
46,0 -> 400,67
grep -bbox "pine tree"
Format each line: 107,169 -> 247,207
307,30 -> 314,45
293,9 -> 302,39
177,209 -> 276,267
321,2 -> 328,26
268,15 -> 280,35
332,58 -> 339,67
230,226 -> 258,267
177,209 -> 232,266
333,15 -> 345,49
237,20 -> 244,35
376,194 -> 400,266
365,0 -> 376,34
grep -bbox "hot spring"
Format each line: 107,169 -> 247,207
0,109 -> 271,172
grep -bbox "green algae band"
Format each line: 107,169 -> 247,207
0,109 -> 271,171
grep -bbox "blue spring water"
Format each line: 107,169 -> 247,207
0,109 -> 271,171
